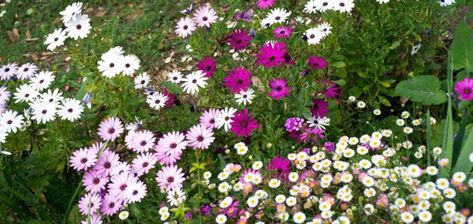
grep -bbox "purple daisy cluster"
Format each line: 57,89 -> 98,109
284,117 -> 326,143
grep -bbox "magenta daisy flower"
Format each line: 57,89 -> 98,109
224,67 -> 252,94
94,150 -> 120,177
108,173 -> 138,199
227,30 -> 251,51
273,26 -> 292,39
257,42 -> 287,68
124,180 -> 147,203
162,89 -> 177,108
230,109 -> 259,137
196,56 -> 217,77
257,0 -> 276,9
186,124 -> 215,150
78,193 -> 102,215
193,5 -> 218,28
132,152 -> 158,176
156,165 -> 186,192
100,193 -> 123,216
83,170 -> 108,193
199,108 -> 221,129
129,130 -> 156,153
311,99 -> 329,117
97,117 -> 124,142
321,80 -> 341,99
268,78 -> 291,100
155,131 -> 188,165
308,56 -> 328,70
454,77 -> 473,101
70,147 -> 98,171
268,156 -> 290,179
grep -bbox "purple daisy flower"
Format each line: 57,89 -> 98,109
257,42 -> 287,68
268,156 -> 290,179
97,117 -> 124,142
108,173 -> 137,199
200,108 -> 221,129
268,78 -> 291,100
273,26 -> 292,39
196,56 -> 217,77
132,152 -> 158,176
227,30 -> 251,51
155,131 -> 188,165
83,170 -> 108,193
129,130 -> 156,153
186,124 -> 215,150
454,77 -> 473,101
257,0 -> 276,9
311,99 -> 329,117
230,108 -> 259,137
100,193 -> 123,216
94,150 -> 120,177
224,67 -> 252,94
156,165 -> 186,192
308,56 -> 328,70
70,147 -> 98,171
78,193 -> 102,215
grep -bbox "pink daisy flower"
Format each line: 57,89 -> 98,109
308,56 -> 328,70
129,130 -> 156,153
257,0 -> 276,9
109,161 -> 132,177
224,67 -> 252,94
230,109 -> 259,137
78,193 -> 102,215
83,170 -> 108,193
196,56 -> 217,77
257,42 -> 287,68
155,131 -> 188,165
100,193 -> 123,216
268,78 -> 291,100
454,77 -> 473,101
94,150 -> 120,177
109,173 -> 138,199
97,117 -> 124,142
156,165 -> 186,192
199,108 -> 221,129
186,124 -> 215,150
70,147 -> 98,171
124,180 -> 147,203
193,5 -> 218,28
273,26 -> 292,39
227,30 -> 251,51
132,152 -> 158,176
175,17 -> 196,38
80,214 -> 102,224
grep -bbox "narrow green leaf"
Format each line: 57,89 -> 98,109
162,81 -> 182,94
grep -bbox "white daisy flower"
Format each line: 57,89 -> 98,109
65,14 -> 91,40
167,70 -> 183,83
31,101 -> 58,124
121,55 -> 140,76
17,63 -> 38,80
0,87 -> 10,105
14,84 -> 39,103
98,51 -> 125,78
267,8 -> 291,25
215,107 -> 236,132
166,188 -> 186,206
235,88 -> 254,105
60,2 -> 83,24
29,71 -> 54,91
307,116 -> 330,130
44,28 -> 67,51
439,0 -> 455,7
134,72 -> 150,89
39,89 -> 64,104
57,98 -> 83,121
305,28 -> 323,45
175,17 -> 196,38
317,22 -> 332,37
333,0 -> 355,13
181,70 -> 208,95
0,110 -> 24,133
146,92 -> 168,110
0,63 -> 18,81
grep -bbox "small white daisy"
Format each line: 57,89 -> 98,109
31,101 -> 58,124
39,89 -> 64,104
29,71 -> 54,91
266,8 -> 291,25
215,107 -> 236,132
65,14 -> 91,40
0,110 -> 24,133
307,116 -> 331,130
98,51 -> 125,78
17,63 -> 38,80
121,55 -> 140,76
235,88 -> 255,105
57,98 -> 84,121
44,28 -> 67,51
167,70 -> 183,83
181,70 -> 208,95
60,2 -> 83,24
134,72 -> 150,89
14,84 -> 39,103
146,92 -> 168,110
0,63 -> 18,80
175,17 -> 196,38
305,28 -> 323,45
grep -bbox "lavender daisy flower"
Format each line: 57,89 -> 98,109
186,124 -> 215,150
97,117 -> 124,142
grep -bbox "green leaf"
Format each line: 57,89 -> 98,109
449,22 -> 473,71
162,81 -> 182,94
388,40 -> 402,50
394,75 -> 447,105
452,124 -> 473,177
332,61 -> 346,68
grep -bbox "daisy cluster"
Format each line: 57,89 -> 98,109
44,2 -> 91,51
197,116 -> 473,224
0,62 -> 84,144
175,4 -> 219,38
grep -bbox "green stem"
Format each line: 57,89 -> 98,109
63,182 -> 83,224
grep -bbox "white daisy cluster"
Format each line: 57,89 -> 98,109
97,46 -> 141,78
44,2 -> 91,51
304,0 -> 355,14
166,70 -> 208,95
304,22 -> 332,45
260,8 -> 291,28
0,63 -> 84,144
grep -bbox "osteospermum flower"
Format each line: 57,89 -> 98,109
439,0 -> 455,6
235,88 -> 255,106
0,110 -> 23,134
124,180 -> 147,203
146,92 -> 168,110
181,70 -> 208,95
121,55 -> 140,76
200,108 -> 221,129
60,2 -> 83,23
230,109 -> 259,137
83,170 -> 108,193
134,72 -> 150,89
257,42 -> 287,68
129,130 -> 156,153
227,30 -> 251,51
215,107 -> 237,131
268,156 -> 291,179
167,70 -> 183,83
257,0 -> 276,9
17,63 -> 38,80
94,150 -> 120,176
31,101 -> 57,124
333,0 -> 355,13
224,67 -> 252,93
70,147 -> 97,171
156,165 -> 186,192
196,56 -> 217,77
175,17 -> 196,38
155,131 -> 188,165
308,56 -> 328,70
13,84 -> 39,103
98,48 -> 125,78
100,193 -> 123,216
273,26 -> 293,39
311,99 -> 329,117
132,152 -> 158,176
266,8 -> 291,25
108,173 -> 137,198
186,124 -> 215,150
97,117 -> 124,142
0,63 -> 18,80
44,28 -> 67,51
29,71 -> 54,91
39,88 -> 63,104
65,14 -> 91,39
57,98 -> 84,121
193,5 -> 218,28
0,87 -> 10,105
454,77 -> 473,101
268,78 -> 291,100
78,193 -> 102,215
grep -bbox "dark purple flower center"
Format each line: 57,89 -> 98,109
183,25 -> 188,30
68,108 -> 74,113
76,24 -> 82,30
81,158 -> 88,164
140,140 -> 147,146
209,119 -> 215,123
109,202 -> 115,208
24,68 -> 29,72
4,68 -> 10,72
93,178 -> 100,184
197,136 -> 204,142
192,79 -> 197,83
276,86 -> 282,91
202,16 -> 208,21
167,176 -> 174,183
465,88 -> 472,94
104,162 -> 111,168
54,37 -> 58,41
7,120 -> 12,124
41,110 -> 47,114
142,162 -> 148,167
170,143 -> 177,149
109,63 -> 114,68
132,190 -> 138,195
120,184 -> 127,190
108,128 -> 115,134
237,79 -> 243,85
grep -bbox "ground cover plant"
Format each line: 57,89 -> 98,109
0,0 -> 472,223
